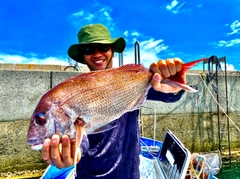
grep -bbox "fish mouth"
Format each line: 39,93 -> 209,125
27,139 -> 43,150
31,144 -> 43,150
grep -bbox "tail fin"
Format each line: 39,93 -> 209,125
181,58 -> 207,73
168,58 -> 207,84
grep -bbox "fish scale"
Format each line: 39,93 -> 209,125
27,59 -> 205,150
74,67 -> 152,134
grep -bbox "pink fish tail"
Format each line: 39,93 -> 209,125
181,58 -> 207,73
169,58 -> 207,92
171,58 -> 207,84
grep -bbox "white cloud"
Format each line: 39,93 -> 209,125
29,57 -> 68,65
140,39 -> 164,49
0,54 -> 68,65
84,14 -> 95,21
72,11 -> 84,17
227,20 -> 240,35
222,63 -> 235,71
217,39 -> 240,47
139,39 -> 168,57
166,0 -> 186,14
121,47 -> 161,68
0,54 -> 28,63
112,38 -> 168,68
131,32 -> 140,37
166,0 -> 178,10
69,5 -> 114,28
71,11 -> 95,21
103,11 -> 112,21
123,31 -> 128,36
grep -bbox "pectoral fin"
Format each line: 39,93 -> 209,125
73,119 -> 85,177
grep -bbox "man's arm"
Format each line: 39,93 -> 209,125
147,87 -> 185,103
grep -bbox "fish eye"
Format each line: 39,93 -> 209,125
35,113 -> 46,125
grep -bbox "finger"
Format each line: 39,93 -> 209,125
70,138 -> 76,159
42,138 -> 53,165
173,58 -> 183,72
150,73 -> 162,91
157,60 -> 170,78
50,134 -> 64,168
76,150 -> 82,164
61,135 -> 73,167
70,138 -> 81,163
149,62 -> 162,76
166,59 -> 176,76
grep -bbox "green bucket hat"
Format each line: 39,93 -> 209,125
68,24 -> 126,64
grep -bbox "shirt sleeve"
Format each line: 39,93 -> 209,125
146,87 -> 185,103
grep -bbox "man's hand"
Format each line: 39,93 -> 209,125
149,58 -> 186,93
42,134 -> 81,168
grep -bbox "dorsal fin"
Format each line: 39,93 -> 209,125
73,64 -> 147,79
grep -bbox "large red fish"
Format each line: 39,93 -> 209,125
26,58 -> 204,174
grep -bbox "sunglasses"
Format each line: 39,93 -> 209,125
81,44 -> 111,55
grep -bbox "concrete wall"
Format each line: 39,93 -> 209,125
0,68 -> 240,175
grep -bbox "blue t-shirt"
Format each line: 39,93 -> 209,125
76,89 -> 184,179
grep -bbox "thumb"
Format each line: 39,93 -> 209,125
150,73 -> 162,91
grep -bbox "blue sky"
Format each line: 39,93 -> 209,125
0,0 -> 240,70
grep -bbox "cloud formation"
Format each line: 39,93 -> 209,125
218,39 -> 240,47
0,54 -> 68,65
0,0 -> 239,70
166,0 -> 186,13
69,5 -> 114,28
227,20 -> 240,35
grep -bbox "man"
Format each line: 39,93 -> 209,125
42,24 -> 185,178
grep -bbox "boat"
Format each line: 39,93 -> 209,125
139,130 -> 220,179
